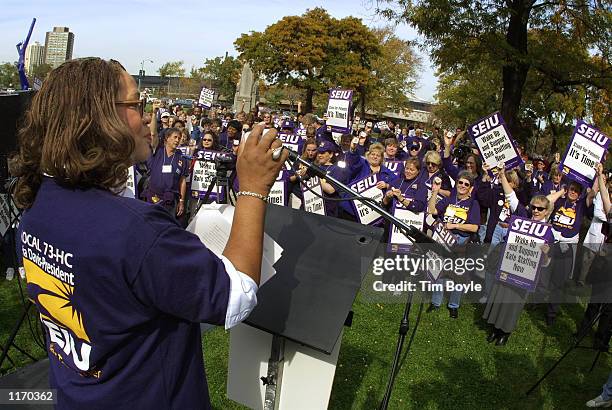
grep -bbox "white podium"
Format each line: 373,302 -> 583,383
227,324 -> 343,410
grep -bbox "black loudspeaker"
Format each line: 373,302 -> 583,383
0,91 -> 35,189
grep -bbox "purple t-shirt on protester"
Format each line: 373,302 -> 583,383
147,147 -> 189,198
435,190 -> 481,238
550,196 -> 592,238
19,178 -> 231,409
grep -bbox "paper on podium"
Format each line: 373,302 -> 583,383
187,204 -> 282,286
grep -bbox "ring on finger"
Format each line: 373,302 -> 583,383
272,146 -> 283,161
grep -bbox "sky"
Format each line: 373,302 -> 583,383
1,0 -> 438,102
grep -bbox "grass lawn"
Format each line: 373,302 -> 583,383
2,277 -> 610,409
203,293 -> 612,409
0,277 -> 47,375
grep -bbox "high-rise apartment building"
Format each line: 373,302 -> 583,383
44,27 -> 74,69
25,41 -> 45,75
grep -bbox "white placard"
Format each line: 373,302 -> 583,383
198,87 -> 215,109
302,177 -> 325,215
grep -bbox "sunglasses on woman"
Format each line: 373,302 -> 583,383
531,205 -> 547,212
457,180 -> 471,187
115,98 -> 146,117
426,162 -> 439,167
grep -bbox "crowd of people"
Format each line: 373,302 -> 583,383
6,59 -> 610,407
142,99 -> 611,356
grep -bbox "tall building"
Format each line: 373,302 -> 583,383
25,41 -> 45,75
44,27 -> 74,69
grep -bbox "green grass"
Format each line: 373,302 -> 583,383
0,277 -> 47,375
204,294 -> 612,409
3,278 -> 611,409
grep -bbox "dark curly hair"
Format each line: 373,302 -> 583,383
10,58 -> 136,208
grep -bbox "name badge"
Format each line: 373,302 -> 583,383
162,165 -> 172,173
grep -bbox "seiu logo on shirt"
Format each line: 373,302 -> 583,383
21,232 -> 94,375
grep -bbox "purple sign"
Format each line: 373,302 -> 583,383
326,89 -> 353,134
559,120 -> 610,188
278,132 -> 304,154
496,215 -> 553,291
467,112 -> 523,171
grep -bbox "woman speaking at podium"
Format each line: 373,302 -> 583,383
11,58 -> 287,409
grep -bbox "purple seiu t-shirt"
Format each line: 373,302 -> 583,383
435,190 -> 481,238
550,196 -> 592,238
388,176 -> 427,213
19,178 -> 231,409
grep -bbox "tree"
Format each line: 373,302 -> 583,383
377,1 -> 611,141
30,63 -> 52,81
433,61 -> 502,129
0,62 -> 19,88
197,56 -> 241,99
321,17 -> 382,115
362,27 -> 420,115
235,8 -> 337,113
158,61 -> 185,78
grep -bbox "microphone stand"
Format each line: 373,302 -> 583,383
282,147 -> 448,255
281,147 -> 449,409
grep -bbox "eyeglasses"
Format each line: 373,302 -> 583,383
457,180 -> 471,187
426,162 -> 439,167
202,139 -> 214,142
410,147 -> 419,151
531,205 -> 547,212
115,98 -> 146,117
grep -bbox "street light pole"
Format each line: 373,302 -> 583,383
138,59 -> 153,91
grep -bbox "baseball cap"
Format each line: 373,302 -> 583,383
281,119 -> 295,129
317,140 -> 335,153
161,112 -> 170,118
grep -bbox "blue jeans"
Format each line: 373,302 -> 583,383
485,224 -> 508,297
602,370 -> 612,401
431,235 -> 470,309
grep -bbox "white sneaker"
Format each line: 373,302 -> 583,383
586,395 -> 612,408
5,267 -> 14,281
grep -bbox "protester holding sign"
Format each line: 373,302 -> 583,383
540,166 -> 565,195
338,142 -> 394,223
478,164 -> 526,245
544,179 -> 596,324
427,171 -> 480,318
483,194 -> 553,345
442,131 -> 483,190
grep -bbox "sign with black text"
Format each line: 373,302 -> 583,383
496,216 -> 553,291
559,120 -> 610,187
350,174 -> 384,225
387,202 -> 424,254
191,150 -> 224,202
198,87 -> 215,109
302,176 -> 325,215
468,112 -> 522,170
326,89 -> 353,133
